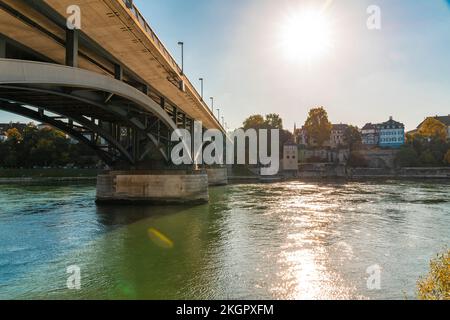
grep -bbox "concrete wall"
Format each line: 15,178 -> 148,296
206,168 -> 228,186
348,167 -> 450,178
359,148 -> 398,168
96,171 -> 209,204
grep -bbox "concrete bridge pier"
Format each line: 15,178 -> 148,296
96,171 -> 209,204
206,167 -> 228,186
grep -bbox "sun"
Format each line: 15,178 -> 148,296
279,9 -> 333,63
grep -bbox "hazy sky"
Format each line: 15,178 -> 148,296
1,0 -> 449,131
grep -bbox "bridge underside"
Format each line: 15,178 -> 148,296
0,0 -> 224,169
0,59 -> 198,168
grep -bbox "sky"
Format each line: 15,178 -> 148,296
1,0 -> 449,131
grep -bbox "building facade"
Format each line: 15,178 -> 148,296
361,123 -> 379,146
378,117 -> 405,148
295,124 -> 349,148
417,115 -> 450,140
330,124 -> 349,148
282,142 -> 299,171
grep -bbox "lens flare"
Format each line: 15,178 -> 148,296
148,228 -> 174,249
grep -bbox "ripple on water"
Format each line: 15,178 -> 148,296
0,181 -> 449,299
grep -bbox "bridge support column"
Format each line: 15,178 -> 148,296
65,29 -> 78,67
0,37 -> 6,58
206,167 -> 228,186
96,170 -> 209,204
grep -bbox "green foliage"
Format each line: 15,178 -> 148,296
344,125 -> 362,150
241,114 -> 292,159
417,250 -> 449,300
396,145 -> 420,167
304,107 -> 332,147
265,114 -> 283,130
0,124 -> 99,168
243,115 -> 265,130
242,114 -> 284,130
395,134 -> 450,167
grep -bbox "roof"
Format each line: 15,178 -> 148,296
362,123 -> 377,130
378,118 -> 405,129
284,140 -> 298,146
437,116 -> 450,126
332,124 -> 349,131
417,115 -> 450,128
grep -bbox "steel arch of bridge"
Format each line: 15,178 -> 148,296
0,59 -> 193,167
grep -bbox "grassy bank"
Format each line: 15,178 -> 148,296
0,168 -> 99,178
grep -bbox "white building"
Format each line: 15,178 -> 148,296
330,124 -> 349,148
282,142 -> 298,172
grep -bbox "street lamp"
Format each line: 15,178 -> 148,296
177,41 -> 184,75
199,78 -> 204,100
217,108 -> 220,120
210,97 -> 214,112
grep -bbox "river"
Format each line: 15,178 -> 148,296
0,180 -> 449,300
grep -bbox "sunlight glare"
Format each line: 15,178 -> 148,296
280,9 -> 333,63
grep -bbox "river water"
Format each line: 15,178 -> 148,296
0,180 -> 448,300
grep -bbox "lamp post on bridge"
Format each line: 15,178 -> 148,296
199,78 -> 204,100
177,41 -> 184,75
210,97 -> 214,112
217,109 -> 220,121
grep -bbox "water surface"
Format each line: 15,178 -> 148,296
0,180 -> 448,299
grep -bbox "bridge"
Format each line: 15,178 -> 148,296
0,0 -> 228,203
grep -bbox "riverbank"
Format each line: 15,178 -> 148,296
228,166 -> 450,184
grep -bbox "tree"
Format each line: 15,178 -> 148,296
243,115 -> 265,130
419,150 -> 439,167
304,107 -> 332,147
242,114 -> 291,160
418,118 -> 448,142
396,145 -> 420,167
6,128 -> 22,142
265,114 -> 283,130
344,125 -> 362,150
0,125 -> 99,168
417,250 -> 449,300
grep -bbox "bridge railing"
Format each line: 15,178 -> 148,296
120,0 -> 222,129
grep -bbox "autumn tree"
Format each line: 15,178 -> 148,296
417,250 -> 449,300
304,107 -> 332,147
6,128 -> 23,142
418,118 -> 448,142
